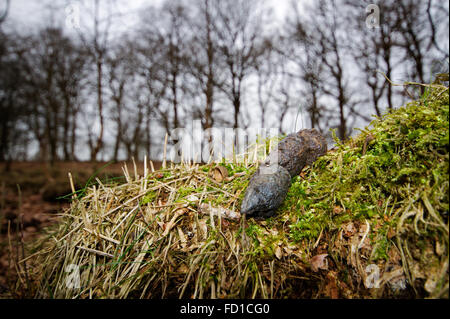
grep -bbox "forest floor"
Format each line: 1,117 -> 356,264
0,160 -> 161,295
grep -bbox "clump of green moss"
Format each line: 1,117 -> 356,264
141,191 -> 158,205
281,84 -> 448,297
220,161 -> 253,176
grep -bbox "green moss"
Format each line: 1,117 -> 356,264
208,192 -> 227,206
244,222 -> 273,258
371,229 -> 390,261
245,222 -> 262,240
221,162 -> 252,176
278,86 -> 448,266
176,186 -> 201,198
141,191 -> 158,205
201,165 -> 211,173
289,211 -> 326,242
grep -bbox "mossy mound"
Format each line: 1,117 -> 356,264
16,84 -> 448,298
284,84 -> 448,298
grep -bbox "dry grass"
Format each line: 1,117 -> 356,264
20,144 -> 316,299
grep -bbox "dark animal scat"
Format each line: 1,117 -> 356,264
263,129 -> 327,177
241,129 -> 327,218
240,165 -> 291,217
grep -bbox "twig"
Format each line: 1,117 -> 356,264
150,160 -> 155,173
83,227 -> 120,245
68,172 -> 77,199
377,70 -> 448,90
111,205 -> 139,233
163,133 -> 168,169
358,220 -> 370,249
76,246 -> 114,258
102,192 -> 147,218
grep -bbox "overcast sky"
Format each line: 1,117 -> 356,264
4,0 -> 291,34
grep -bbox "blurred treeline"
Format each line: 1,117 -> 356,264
0,0 -> 448,164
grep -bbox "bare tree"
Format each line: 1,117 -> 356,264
0,31 -> 32,166
184,0 -> 227,157
213,0 -> 270,130
254,40 -> 277,129
273,60 -> 296,135
425,0 -> 449,60
344,1 -> 400,115
56,38 -> 86,161
395,0 -> 446,86
137,40 -> 167,159
282,3 -> 326,131
188,0 -> 218,131
106,39 -> 139,162
345,0 -> 447,116
6,27 -> 85,164
1,0 -> 448,163
138,1 -> 190,140
285,0 -> 354,140
75,0 -> 116,161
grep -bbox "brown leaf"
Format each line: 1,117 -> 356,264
177,264 -> 189,274
411,263 -> 426,279
161,208 -> 187,237
198,219 -> 208,240
156,221 -> 165,230
343,222 -> 356,238
387,246 -> 402,265
435,240 -> 444,256
224,171 -> 246,182
333,206 -> 344,215
177,227 -> 187,248
387,227 -> 396,239
209,166 -> 228,183
310,253 -> 328,272
362,133 -> 374,155
221,218 -> 230,229
275,246 -> 283,260
425,276 -> 438,293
